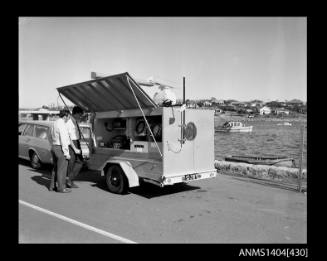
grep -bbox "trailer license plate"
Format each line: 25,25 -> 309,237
183,174 -> 200,181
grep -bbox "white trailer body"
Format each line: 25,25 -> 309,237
57,72 -> 216,194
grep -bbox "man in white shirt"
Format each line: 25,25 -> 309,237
66,106 -> 85,188
49,109 -> 72,193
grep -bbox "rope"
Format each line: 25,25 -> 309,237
126,76 -> 163,158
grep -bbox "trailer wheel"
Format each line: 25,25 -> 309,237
105,165 -> 128,194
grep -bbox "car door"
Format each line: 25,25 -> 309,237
32,125 -> 53,164
19,124 -> 35,160
18,123 -> 28,158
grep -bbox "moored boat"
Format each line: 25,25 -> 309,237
277,122 -> 292,126
215,121 -> 253,132
224,155 -> 296,167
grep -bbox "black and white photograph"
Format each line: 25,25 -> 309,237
18,17 -> 307,248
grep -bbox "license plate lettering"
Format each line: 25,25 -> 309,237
183,174 -> 199,181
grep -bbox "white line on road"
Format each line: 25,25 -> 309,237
19,199 -> 137,244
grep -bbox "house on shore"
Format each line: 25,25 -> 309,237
259,106 -> 272,115
203,101 -> 212,107
186,99 -> 198,108
275,108 -> 290,115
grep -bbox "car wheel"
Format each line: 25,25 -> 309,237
30,152 -> 41,169
105,165 -> 128,194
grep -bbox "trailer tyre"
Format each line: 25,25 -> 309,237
105,165 -> 128,194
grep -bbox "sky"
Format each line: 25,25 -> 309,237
19,17 -> 306,108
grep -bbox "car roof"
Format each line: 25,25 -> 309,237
19,120 -> 91,128
19,120 -> 54,127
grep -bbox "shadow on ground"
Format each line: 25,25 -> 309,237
20,158 -> 53,190
76,169 -> 201,199
86,171 -> 201,199
78,170 -> 107,191
128,182 -> 201,199
19,158 -> 101,191
30,168 -> 103,192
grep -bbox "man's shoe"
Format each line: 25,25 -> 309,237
49,187 -> 57,192
70,183 -> 79,188
67,182 -> 79,188
57,188 -> 72,193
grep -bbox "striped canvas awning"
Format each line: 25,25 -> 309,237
57,72 -> 158,112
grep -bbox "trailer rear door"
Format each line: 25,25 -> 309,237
162,108 -> 215,178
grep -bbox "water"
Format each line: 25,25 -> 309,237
214,118 -> 307,169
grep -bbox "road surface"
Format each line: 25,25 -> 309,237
19,160 -> 306,243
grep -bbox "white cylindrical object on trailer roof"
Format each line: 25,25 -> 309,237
153,88 -> 177,106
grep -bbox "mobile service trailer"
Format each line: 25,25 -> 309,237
57,72 -> 217,194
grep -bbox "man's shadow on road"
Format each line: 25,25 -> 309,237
20,159 -> 52,190
20,158 -> 102,191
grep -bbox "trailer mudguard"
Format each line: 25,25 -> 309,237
100,160 -> 140,187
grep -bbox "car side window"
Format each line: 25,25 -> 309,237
18,124 -> 27,135
35,125 -> 49,140
23,124 -> 35,137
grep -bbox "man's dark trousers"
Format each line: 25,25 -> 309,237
67,140 -> 83,184
50,145 -> 68,191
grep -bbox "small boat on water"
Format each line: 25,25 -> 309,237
214,109 -> 224,116
224,155 -> 296,167
277,122 -> 292,126
215,121 -> 253,133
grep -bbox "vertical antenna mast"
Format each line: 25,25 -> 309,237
181,77 -> 186,144
183,77 -> 185,104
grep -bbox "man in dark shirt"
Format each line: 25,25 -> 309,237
66,106 -> 85,188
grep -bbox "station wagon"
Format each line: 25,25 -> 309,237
18,120 -> 93,169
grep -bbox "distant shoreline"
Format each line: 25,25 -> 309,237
215,114 -> 307,123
